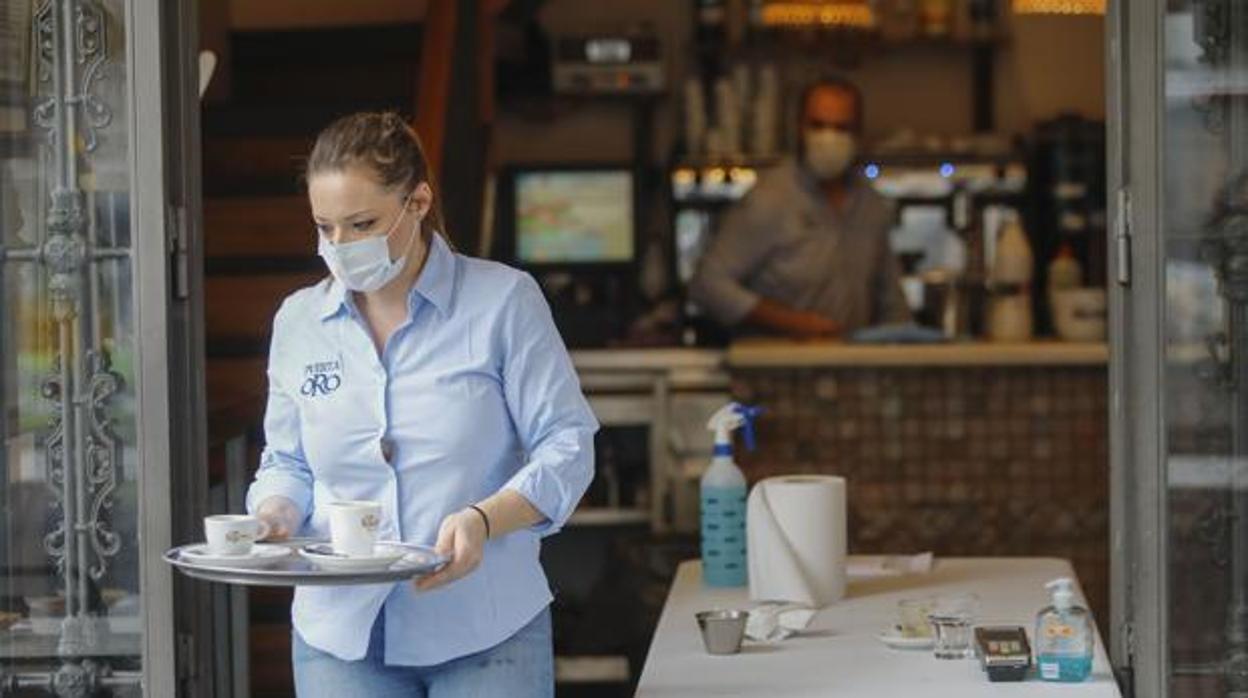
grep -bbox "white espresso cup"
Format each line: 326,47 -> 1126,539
329,501 -> 383,557
204,515 -> 270,556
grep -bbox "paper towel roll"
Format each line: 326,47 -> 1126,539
747,475 -> 847,608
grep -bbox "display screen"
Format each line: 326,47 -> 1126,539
515,170 -> 634,264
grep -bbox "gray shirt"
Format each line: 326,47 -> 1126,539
689,158 -> 910,333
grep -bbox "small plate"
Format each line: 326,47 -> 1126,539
299,542 -> 408,572
180,543 -> 292,568
877,628 -> 936,650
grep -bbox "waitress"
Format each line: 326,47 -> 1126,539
247,111 -> 597,696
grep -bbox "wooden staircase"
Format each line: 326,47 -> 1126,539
202,22 -> 424,698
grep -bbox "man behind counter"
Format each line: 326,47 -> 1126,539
690,76 -> 911,339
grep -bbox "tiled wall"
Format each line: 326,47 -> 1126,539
730,365 -> 1109,629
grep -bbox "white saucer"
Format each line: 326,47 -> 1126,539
299,542 -> 408,572
877,628 -> 936,650
179,543 -> 292,568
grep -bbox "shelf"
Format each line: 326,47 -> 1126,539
721,28 -> 1009,55
672,154 -> 784,169
873,33 -> 1009,49
862,151 -> 1022,167
567,507 -> 650,527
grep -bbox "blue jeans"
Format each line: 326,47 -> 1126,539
292,606 -> 554,698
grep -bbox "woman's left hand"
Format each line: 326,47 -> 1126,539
415,508 -> 488,591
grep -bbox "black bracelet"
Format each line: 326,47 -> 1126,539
467,504 -> 491,540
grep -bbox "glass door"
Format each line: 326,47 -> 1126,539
0,1 -> 204,695
1113,0 -> 1248,696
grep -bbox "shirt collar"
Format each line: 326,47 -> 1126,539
319,276 -> 349,320
790,156 -> 867,214
318,232 -> 456,321
409,232 -> 456,316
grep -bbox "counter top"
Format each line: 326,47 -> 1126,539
570,348 -> 725,372
637,557 -> 1119,697
728,340 -> 1109,368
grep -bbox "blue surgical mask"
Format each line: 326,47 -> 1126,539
318,197 -> 420,293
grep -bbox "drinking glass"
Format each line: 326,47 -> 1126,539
927,593 -> 979,659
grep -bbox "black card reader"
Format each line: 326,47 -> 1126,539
974,626 -> 1032,682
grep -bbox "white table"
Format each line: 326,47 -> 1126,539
637,557 -> 1121,697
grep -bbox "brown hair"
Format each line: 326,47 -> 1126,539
305,111 -> 449,243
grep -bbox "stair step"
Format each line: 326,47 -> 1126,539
205,257 -> 324,276
233,62 -> 416,104
231,24 -> 424,66
228,25 -> 422,104
208,337 -> 274,360
203,100 -> 410,139
249,621 -> 294,696
204,175 -> 304,198
202,136 -> 314,188
249,586 -> 296,694
204,272 -> 323,348
204,196 -> 313,258
206,357 -> 268,413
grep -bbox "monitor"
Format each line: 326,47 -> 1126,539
509,168 -> 636,266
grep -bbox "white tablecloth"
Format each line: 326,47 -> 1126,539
636,557 -> 1121,697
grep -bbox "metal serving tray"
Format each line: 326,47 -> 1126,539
164,539 -> 447,587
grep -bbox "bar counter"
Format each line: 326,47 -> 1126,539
570,340 -> 1110,625
724,339 -> 1109,630
727,339 -> 1109,368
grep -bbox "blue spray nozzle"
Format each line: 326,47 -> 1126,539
708,402 -> 764,453
736,404 -> 764,451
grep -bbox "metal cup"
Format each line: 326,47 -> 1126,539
695,609 -> 749,655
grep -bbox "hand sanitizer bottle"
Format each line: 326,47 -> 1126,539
1035,577 -> 1094,682
701,403 -> 761,587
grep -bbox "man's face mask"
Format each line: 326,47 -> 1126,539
803,128 -> 857,181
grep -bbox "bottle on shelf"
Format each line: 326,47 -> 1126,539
987,210 -> 1034,342
1047,242 -> 1083,297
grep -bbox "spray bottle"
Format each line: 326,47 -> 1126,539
701,402 -> 762,587
1035,577 -> 1093,682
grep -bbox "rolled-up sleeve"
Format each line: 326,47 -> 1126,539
688,195 -> 774,326
499,274 -> 598,536
245,303 -> 314,523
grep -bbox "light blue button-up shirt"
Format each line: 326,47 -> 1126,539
245,233 -> 598,665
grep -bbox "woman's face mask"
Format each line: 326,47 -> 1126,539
803,128 -> 857,181
317,193 -> 421,293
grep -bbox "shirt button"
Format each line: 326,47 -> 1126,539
380,438 -> 395,463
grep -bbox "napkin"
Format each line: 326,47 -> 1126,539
744,601 -> 818,643
846,552 -> 935,580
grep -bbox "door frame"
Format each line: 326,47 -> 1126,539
1108,0 -> 1167,694
128,0 -> 210,694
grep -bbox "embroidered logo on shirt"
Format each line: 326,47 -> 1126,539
300,360 -> 342,397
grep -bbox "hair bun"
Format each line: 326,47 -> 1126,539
377,112 -> 398,138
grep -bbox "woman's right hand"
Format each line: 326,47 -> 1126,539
255,496 -> 302,541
